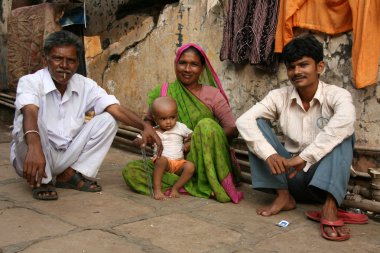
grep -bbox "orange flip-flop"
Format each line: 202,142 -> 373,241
320,218 -> 350,241
306,209 -> 368,224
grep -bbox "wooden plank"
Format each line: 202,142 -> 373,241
0,35 -> 8,89
0,0 -> 12,90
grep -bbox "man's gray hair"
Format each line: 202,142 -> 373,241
43,30 -> 84,57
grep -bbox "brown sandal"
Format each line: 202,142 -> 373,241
55,172 -> 102,192
33,184 -> 58,200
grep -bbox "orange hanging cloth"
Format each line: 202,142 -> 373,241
348,0 -> 380,88
275,0 -> 380,89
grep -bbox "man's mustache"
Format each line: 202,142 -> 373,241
292,75 -> 306,81
56,69 -> 72,74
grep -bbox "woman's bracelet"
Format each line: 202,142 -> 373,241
24,130 -> 40,137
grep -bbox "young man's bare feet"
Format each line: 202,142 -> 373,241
169,188 -> 180,198
154,189 -> 167,200
320,194 -> 350,240
256,189 -> 296,216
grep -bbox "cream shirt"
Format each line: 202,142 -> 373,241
11,68 -> 119,151
156,122 -> 193,160
236,81 -> 356,172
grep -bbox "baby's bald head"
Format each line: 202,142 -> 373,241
151,97 -> 178,118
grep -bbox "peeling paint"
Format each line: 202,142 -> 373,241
106,79 -> 117,94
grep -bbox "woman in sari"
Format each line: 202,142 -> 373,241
122,43 -> 243,203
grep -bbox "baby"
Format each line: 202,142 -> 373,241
150,97 -> 195,200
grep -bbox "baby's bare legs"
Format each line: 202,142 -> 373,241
153,157 -> 168,200
170,161 -> 195,198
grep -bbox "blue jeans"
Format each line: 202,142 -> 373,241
248,119 -> 354,205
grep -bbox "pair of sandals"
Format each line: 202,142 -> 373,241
305,209 -> 368,241
32,172 -> 102,200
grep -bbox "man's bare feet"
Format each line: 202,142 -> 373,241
256,189 -> 296,216
321,194 -> 350,240
169,188 -> 180,198
154,189 -> 167,200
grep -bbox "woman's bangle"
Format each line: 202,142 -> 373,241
24,130 -> 40,137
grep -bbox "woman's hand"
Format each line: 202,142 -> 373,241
223,126 -> 239,141
183,134 -> 192,153
183,141 -> 191,153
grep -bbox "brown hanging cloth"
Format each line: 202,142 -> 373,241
220,0 -> 280,72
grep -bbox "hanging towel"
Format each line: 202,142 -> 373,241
348,0 -> 380,88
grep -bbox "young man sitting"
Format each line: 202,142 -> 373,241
236,35 -> 366,241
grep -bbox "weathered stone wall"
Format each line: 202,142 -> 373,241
0,0 -> 12,89
84,0 -> 380,152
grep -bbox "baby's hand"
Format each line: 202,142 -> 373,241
183,142 -> 191,153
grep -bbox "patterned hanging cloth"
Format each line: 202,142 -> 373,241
220,0 -> 280,72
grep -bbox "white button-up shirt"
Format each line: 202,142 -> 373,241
12,68 -> 119,151
156,122 -> 193,160
236,81 -> 356,172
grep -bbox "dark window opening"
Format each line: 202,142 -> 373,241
115,0 -> 179,21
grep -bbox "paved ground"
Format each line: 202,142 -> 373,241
0,122 -> 379,253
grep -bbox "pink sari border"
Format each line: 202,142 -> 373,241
221,173 -> 244,204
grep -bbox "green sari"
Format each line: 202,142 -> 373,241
122,80 -> 243,203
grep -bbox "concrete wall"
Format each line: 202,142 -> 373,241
84,0 -> 380,154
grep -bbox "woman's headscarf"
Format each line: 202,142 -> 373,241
175,43 -> 230,106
